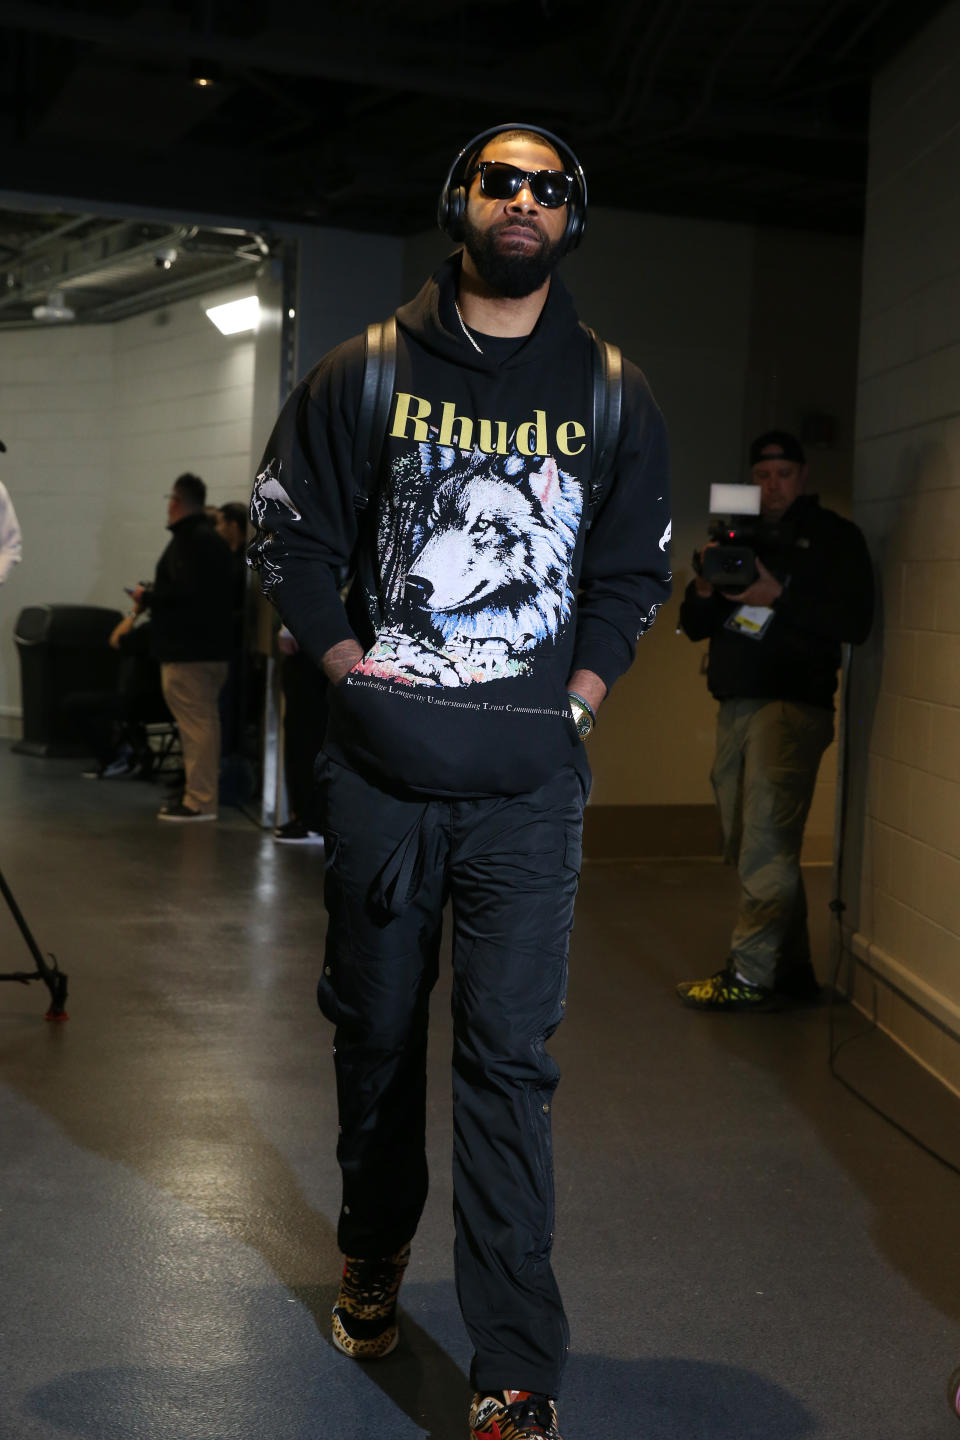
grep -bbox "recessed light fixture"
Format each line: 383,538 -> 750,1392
190,58 -> 222,88
205,295 -> 259,334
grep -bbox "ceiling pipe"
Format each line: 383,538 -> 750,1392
0,1 -> 596,113
0,223 -> 193,311
584,0 -> 693,138
831,0 -> 899,62
15,212 -> 97,254
770,0 -> 854,86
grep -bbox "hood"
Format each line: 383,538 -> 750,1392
774,492 -> 820,528
167,511 -> 211,535
395,251 -> 582,376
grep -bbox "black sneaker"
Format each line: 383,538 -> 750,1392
331,1244 -> 410,1359
677,964 -> 778,1012
273,818 -> 325,845
157,802 -> 216,823
82,751 -> 137,780
469,1391 -> 562,1440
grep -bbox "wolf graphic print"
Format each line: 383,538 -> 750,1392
356,439 -> 582,688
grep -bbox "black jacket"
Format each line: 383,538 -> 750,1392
147,513 -> 235,663
678,494 -> 873,710
249,253 -> 671,796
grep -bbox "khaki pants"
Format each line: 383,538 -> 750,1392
712,698 -> 834,989
160,661 -> 229,815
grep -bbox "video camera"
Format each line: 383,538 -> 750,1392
693,483 -> 765,593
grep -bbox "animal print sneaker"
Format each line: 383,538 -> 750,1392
330,1243 -> 411,1359
469,1390 -> 562,1440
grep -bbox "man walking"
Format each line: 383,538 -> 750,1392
135,473 -> 234,821
249,124 -> 671,1440
677,430 -> 873,1010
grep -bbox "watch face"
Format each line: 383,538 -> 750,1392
568,694 -> 593,738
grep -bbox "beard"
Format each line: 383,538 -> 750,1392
461,213 -> 564,298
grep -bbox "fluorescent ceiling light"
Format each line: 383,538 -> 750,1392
205,295 -> 259,334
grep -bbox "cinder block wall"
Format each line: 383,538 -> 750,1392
0,287 -> 257,732
847,0 -> 960,1092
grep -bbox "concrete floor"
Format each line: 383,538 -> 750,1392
2,744 -> 960,1440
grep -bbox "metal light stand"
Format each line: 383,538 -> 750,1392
0,865 -> 69,1019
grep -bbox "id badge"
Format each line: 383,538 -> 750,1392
725,604 -> 774,640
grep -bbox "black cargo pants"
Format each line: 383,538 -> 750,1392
316,754 -> 586,1397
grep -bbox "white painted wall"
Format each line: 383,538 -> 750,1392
0,287 -> 257,725
847,0 -> 960,1090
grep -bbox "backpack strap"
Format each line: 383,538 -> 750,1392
581,323 -> 622,526
354,315 -> 398,512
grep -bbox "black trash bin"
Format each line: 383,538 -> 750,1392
12,605 -> 124,756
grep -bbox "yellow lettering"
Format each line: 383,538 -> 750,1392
437,401 -> 474,450
389,392 -> 432,441
477,418 -> 509,455
516,410 -> 548,457
391,398 -> 583,458
556,420 -> 586,456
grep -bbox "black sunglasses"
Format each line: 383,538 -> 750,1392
473,160 -> 574,209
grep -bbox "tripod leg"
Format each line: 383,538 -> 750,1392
0,867 -> 69,1019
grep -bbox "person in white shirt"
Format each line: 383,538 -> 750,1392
0,470 -> 23,584
0,475 -> 22,581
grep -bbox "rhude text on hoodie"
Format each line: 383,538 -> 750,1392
249,254 -> 671,797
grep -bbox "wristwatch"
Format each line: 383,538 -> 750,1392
567,691 -> 596,739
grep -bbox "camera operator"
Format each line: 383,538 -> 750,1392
676,430 -> 873,1011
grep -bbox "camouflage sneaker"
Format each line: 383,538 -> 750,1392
330,1243 -> 411,1359
677,965 -> 778,1012
469,1391 -> 561,1440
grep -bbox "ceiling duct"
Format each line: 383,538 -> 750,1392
0,213 -> 273,330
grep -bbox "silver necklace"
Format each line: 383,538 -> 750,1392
454,300 -> 483,354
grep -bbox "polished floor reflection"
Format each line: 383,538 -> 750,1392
1,746 -> 959,1440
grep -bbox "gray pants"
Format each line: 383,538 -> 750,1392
712,698 -> 834,989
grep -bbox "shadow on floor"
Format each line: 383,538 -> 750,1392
577,859 -> 960,1333
25,1351 -> 814,1440
695,992 -> 960,1328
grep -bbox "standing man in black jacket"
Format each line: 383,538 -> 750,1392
249,123 -> 671,1440
134,472 -> 234,822
677,431 -> 873,1011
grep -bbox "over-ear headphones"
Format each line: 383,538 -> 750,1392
437,122 -> 587,254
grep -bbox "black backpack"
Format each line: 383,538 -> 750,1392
354,316 -> 622,527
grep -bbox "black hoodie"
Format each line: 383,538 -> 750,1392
678,493 -> 873,710
249,254 -> 671,796
148,512 -> 235,663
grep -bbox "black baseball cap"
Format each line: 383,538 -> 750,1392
749,430 -> 805,466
